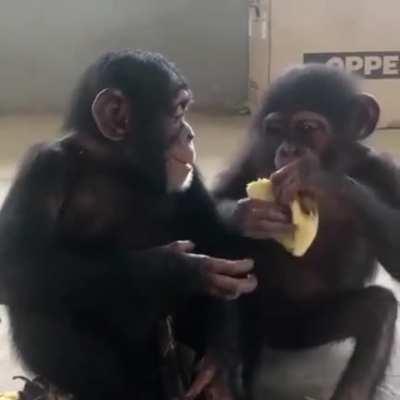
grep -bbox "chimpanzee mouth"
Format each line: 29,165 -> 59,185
170,156 -> 193,170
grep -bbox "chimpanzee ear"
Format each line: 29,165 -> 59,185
353,93 -> 380,140
91,88 -> 131,141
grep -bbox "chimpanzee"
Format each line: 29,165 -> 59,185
214,64 -> 400,400
0,50 -> 257,400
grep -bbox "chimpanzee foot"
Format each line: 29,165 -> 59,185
14,376 -> 73,400
332,384 -> 372,400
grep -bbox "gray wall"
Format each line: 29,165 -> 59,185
0,0 -> 248,114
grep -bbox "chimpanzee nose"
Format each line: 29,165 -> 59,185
183,121 -> 195,141
274,141 -> 303,169
187,130 -> 194,141
281,142 -> 299,158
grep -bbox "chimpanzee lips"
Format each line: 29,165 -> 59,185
170,156 -> 193,170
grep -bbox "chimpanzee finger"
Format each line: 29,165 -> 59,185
256,220 -> 295,235
237,198 -> 268,214
205,257 -> 254,276
240,198 -> 275,218
207,273 -> 258,300
276,178 -> 300,206
243,230 -> 271,240
163,240 -> 195,253
204,377 -> 235,400
244,229 -> 289,242
184,359 -> 217,400
270,163 -> 296,185
270,176 -> 286,205
252,205 -> 291,223
270,167 -> 287,183
244,198 -> 274,208
298,195 -> 317,215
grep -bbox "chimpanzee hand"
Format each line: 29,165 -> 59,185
233,198 -> 294,241
185,353 -> 234,400
163,241 -> 257,300
162,240 -> 196,254
189,254 -> 257,300
270,149 -> 323,208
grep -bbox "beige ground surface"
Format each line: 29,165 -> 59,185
0,112 -> 399,399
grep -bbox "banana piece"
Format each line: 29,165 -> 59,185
246,178 -> 319,257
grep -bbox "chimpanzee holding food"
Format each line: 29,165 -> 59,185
214,64 -> 400,400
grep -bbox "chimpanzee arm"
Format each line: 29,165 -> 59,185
341,151 -> 400,278
173,170 -> 248,365
175,169 -> 253,259
213,168 -> 253,232
0,144 -> 206,311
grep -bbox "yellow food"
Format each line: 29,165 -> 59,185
0,392 -> 19,400
246,178 -> 319,257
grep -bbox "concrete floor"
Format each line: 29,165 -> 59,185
0,112 -> 399,399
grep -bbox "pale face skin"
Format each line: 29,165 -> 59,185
164,89 -> 196,192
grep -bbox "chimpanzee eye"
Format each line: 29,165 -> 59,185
173,115 -> 182,124
298,121 -> 317,134
172,103 -> 186,123
303,124 -> 313,132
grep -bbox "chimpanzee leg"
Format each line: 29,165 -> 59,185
241,335 -> 264,400
238,307 -> 266,400
10,311 -> 131,400
272,286 -> 397,400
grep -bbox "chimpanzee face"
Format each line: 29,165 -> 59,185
263,110 -> 334,170
252,66 -> 380,174
164,89 -> 196,192
90,86 -> 196,193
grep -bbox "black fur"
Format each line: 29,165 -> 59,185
0,50 -> 244,400
214,65 -> 400,400
255,64 -> 358,133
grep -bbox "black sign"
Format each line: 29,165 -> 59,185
304,52 -> 400,79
